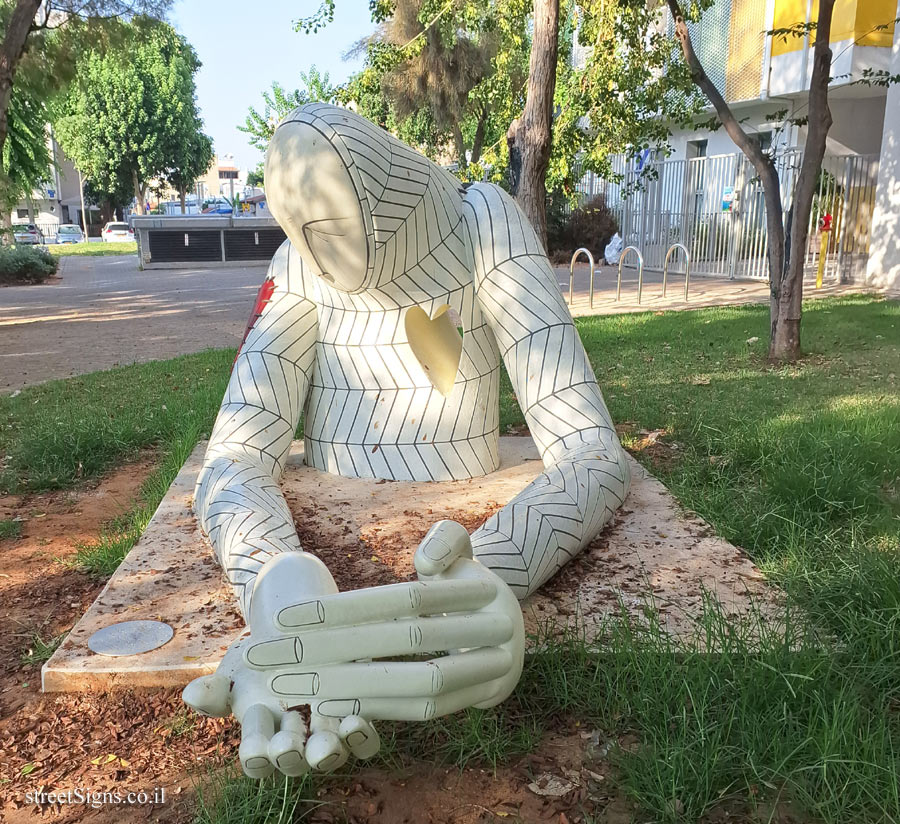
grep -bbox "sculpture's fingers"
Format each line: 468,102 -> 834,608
414,520 -> 472,577
339,716 -> 381,760
181,674 -> 231,718
267,711 -> 310,777
353,682 -> 503,722
269,648 -> 513,702
247,612 -> 514,668
305,716 -> 349,773
275,578 -> 496,632
238,704 -> 277,779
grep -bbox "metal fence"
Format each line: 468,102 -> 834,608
571,149 -> 878,282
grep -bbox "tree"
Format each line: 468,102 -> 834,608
666,0 -> 834,362
0,18 -> 54,225
246,162 -> 264,188
239,68 -> 336,154
551,1 -> 701,192
163,128 -> 213,213
363,0 -> 498,169
0,0 -> 172,197
344,0 -> 532,179
55,19 -> 206,216
504,0 -> 559,248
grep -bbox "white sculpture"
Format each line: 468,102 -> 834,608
183,103 -> 630,778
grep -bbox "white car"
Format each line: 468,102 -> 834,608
101,222 -> 134,242
55,224 -> 84,244
13,223 -> 43,245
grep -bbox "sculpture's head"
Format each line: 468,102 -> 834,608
265,103 -> 464,294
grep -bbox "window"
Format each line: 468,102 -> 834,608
687,139 -> 708,159
16,208 -> 28,219
218,170 -> 238,180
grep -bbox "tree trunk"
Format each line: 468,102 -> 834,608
769,0 -> 835,362
180,188 -> 186,214
667,0 -> 807,363
507,0 -> 559,250
451,121 -> 468,170
132,168 -> 145,215
0,0 -> 41,163
471,106 -> 488,166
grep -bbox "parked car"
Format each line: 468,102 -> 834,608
55,224 -> 84,244
101,222 -> 134,242
13,223 -> 43,245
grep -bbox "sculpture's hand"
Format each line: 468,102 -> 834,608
183,521 -> 524,778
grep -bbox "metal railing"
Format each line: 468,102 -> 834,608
572,149 -> 878,283
568,247 -> 595,306
616,246 -> 644,303
663,243 -> 691,301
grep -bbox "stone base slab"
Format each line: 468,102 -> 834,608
44,438 -> 774,692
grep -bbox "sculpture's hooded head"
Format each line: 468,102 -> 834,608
265,103 -> 465,294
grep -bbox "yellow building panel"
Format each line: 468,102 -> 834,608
771,0 -> 895,55
772,0 -> 811,56
726,0 -> 768,100
854,0 -> 896,46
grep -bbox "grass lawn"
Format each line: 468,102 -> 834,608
48,241 -> 137,256
1,295 -> 898,823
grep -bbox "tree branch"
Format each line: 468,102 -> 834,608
665,0 -> 772,176
0,0 -> 43,159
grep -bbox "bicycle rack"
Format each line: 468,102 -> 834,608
616,246 -> 644,303
568,247 -> 595,307
663,243 -> 691,301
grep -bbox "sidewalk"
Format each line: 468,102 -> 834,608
554,262 -> 871,317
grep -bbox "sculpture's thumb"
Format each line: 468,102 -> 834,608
182,674 -> 231,717
414,520 -> 473,577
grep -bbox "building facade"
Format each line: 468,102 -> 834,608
578,0 -> 900,290
12,131 -> 96,235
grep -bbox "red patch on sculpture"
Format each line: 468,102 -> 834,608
234,276 -> 276,367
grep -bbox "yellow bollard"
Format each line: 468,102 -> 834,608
816,230 -> 829,289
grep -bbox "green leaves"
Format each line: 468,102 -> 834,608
54,20 -> 209,209
238,70 -> 337,154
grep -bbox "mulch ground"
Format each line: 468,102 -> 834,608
0,459 -> 637,824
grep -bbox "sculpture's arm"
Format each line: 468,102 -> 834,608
462,183 -> 631,597
194,241 -> 323,618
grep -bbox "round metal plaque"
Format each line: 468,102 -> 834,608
88,620 -> 174,657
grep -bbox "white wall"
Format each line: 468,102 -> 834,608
866,0 -> 900,293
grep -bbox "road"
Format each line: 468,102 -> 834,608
1,255 -> 264,391
0,253 -> 867,392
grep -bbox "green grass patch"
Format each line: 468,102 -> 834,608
49,241 -> 137,256
0,518 -> 22,539
0,349 -> 234,494
0,349 -> 233,576
193,767 -> 318,824
1,295 -> 898,823
20,629 -> 68,666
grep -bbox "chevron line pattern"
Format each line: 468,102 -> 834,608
194,104 -> 629,617
462,182 -> 631,596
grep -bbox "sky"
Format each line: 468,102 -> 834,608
171,0 -> 375,171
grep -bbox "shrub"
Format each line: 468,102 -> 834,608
0,245 -> 58,284
547,194 -> 619,264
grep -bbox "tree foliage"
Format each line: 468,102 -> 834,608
552,1 -> 702,191
55,18 -> 208,215
0,0 -> 172,222
344,0 -> 533,174
238,68 -> 337,154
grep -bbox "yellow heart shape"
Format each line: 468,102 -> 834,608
404,304 -> 463,397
